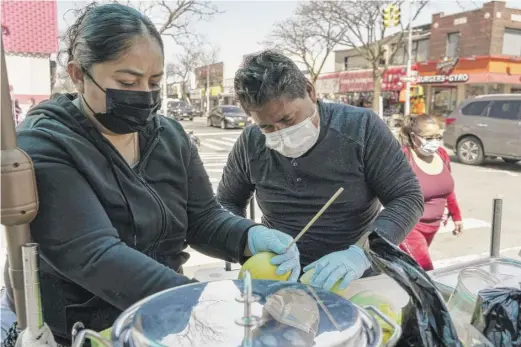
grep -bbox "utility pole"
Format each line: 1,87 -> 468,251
404,0 -> 413,116
206,64 -> 210,115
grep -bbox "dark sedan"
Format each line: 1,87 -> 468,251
167,100 -> 195,121
207,105 -> 251,129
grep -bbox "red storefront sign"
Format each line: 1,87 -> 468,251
338,66 -> 407,93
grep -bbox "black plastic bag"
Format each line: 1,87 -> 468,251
471,287 -> 521,346
364,232 -> 462,347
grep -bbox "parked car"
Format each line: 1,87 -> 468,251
443,94 -> 521,165
207,105 -> 250,129
167,100 -> 195,121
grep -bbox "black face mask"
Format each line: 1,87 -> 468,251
81,69 -> 161,134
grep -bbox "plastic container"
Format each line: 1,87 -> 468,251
446,268 -> 500,340
429,257 -> 521,291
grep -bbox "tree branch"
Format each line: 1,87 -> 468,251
262,5 -> 345,84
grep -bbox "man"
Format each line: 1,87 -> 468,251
217,50 -> 424,292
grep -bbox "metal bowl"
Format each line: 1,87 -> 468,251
72,273 -> 401,347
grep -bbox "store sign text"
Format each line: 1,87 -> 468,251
418,74 -> 469,84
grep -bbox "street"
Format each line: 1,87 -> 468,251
1,116 -> 520,284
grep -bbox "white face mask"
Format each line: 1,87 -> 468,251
264,106 -> 320,158
416,135 -> 441,156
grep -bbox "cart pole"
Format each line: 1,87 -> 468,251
1,40 -> 40,330
249,195 -> 256,222
490,198 -> 503,258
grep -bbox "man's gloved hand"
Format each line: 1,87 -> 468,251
303,245 -> 370,291
248,226 -> 301,282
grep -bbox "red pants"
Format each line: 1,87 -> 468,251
399,226 -> 439,271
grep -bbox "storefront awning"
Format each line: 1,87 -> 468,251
415,55 -> 521,86
315,72 -> 339,95
337,66 -> 406,93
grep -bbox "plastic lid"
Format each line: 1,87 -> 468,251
114,280 -> 370,347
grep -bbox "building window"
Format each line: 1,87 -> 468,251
391,44 -> 405,65
446,32 -> 460,58
502,28 -> 521,56
344,57 -> 349,70
391,39 -> 428,65
415,39 -> 429,62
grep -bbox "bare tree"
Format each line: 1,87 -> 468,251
120,0 -> 222,43
263,8 -> 345,84
308,0 -> 428,112
196,44 -> 220,113
170,42 -> 207,98
56,1 -> 222,96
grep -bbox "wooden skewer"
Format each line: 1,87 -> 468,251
284,187 -> 344,253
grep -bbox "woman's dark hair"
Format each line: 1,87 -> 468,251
400,113 -> 444,147
60,3 -> 163,70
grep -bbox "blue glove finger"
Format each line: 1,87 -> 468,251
248,226 -> 294,255
264,238 -> 289,254
270,248 -> 297,265
303,260 -> 319,273
324,266 -> 348,291
287,264 -> 301,282
338,270 -> 358,290
275,258 -> 298,275
311,262 -> 336,289
274,258 -> 300,282
309,259 -> 329,283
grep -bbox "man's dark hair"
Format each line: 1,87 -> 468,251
234,50 -> 308,112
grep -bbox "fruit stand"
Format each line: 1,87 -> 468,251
2,39 -> 520,346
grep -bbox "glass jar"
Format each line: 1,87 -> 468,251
447,268 -> 500,342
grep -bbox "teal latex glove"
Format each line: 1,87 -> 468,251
248,226 -> 301,282
303,245 -> 370,291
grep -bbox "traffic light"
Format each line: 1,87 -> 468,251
392,5 -> 401,26
382,4 -> 401,28
382,6 -> 392,28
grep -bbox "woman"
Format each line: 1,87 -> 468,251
2,3 -> 300,344
399,114 -> 463,271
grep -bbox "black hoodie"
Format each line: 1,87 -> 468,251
4,94 -> 255,342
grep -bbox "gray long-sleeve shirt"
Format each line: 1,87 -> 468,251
217,101 -> 424,267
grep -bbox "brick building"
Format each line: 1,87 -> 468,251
319,1 -> 521,114
417,0 -> 521,114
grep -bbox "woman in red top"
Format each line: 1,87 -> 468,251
400,114 -> 463,271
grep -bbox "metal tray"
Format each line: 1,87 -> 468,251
429,256 -> 521,293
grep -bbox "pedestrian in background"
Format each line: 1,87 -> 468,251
400,114 -> 463,271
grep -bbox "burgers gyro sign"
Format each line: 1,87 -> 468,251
417,74 -> 469,84
417,57 -> 469,84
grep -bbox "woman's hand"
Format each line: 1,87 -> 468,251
247,226 -> 301,282
452,221 -> 464,236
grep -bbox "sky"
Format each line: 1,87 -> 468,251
57,0 -> 521,80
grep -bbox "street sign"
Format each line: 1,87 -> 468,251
400,76 -> 417,83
